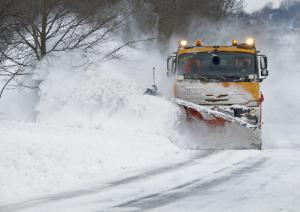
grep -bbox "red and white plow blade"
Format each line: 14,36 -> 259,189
173,98 -> 262,150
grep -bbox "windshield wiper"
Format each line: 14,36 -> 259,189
221,75 -> 252,81
184,74 -> 209,81
212,75 -> 226,80
222,75 -> 243,79
197,75 -> 209,81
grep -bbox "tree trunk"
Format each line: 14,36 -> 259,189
40,0 -> 48,58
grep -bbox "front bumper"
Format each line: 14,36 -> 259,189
207,105 -> 261,126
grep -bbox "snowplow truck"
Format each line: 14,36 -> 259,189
167,39 -> 269,150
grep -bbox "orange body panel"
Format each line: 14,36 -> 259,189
222,82 -> 260,101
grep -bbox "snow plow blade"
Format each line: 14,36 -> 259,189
174,98 -> 259,130
174,98 -> 262,150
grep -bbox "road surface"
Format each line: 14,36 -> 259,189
1,149 -> 300,212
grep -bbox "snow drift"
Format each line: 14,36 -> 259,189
0,49 -> 193,204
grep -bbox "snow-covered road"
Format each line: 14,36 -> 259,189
1,146 -> 300,212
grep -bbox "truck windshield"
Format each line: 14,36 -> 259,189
177,52 -> 256,80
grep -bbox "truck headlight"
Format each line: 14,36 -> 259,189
246,38 -> 255,46
180,40 -> 188,47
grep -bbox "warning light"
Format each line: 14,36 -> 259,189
195,39 -> 203,46
232,39 -> 238,46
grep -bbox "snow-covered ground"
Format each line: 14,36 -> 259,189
1,31 -> 300,211
0,50 -> 191,205
0,120 -> 192,205
2,147 -> 300,212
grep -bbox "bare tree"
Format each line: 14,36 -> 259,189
0,0 -> 134,98
216,0 -> 244,19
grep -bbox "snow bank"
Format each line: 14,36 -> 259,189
0,50 -> 191,204
0,120 -> 191,205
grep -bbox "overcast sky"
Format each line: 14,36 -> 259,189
244,0 -> 284,12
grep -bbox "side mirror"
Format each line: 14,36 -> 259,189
263,56 -> 268,69
258,55 -> 269,80
167,56 -> 176,76
260,55 -> 268,70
